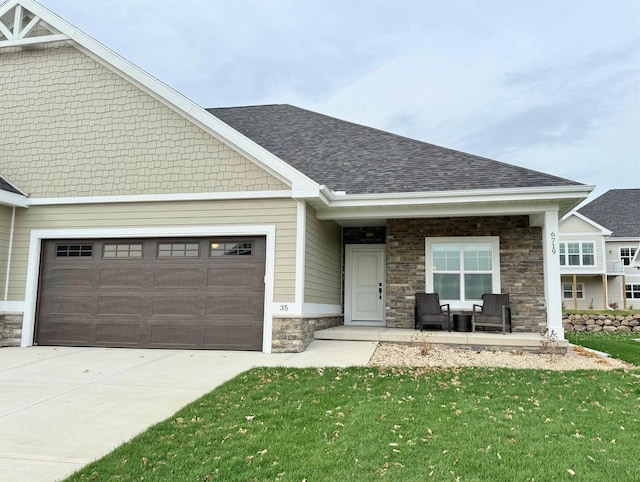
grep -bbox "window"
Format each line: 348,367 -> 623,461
559,242 -> 595,266
210,241 -> 253,257
56,244 -> 92,257
626,284 -> 640,299
426,237 -> 500,306
620,247 -> 638,266
157,242 -> 199,257
562,282 -> 584,300
103,243 -> 143,258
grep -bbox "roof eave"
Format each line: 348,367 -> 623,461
0,190 -> 28,207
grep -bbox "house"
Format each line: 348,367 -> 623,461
559,189 -> 640,310
0,0 -> 593,352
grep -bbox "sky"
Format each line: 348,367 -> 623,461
39,0 -> 640,203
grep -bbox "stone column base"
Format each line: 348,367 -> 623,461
272,315 -> 343,353
0,314 -> 23,347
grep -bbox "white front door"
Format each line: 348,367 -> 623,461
345,245 -> 385,325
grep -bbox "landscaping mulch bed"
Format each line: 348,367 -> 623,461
369,343 -> 633,370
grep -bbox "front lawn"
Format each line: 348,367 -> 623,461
567,332 -> 640,366
69,367 -> 639,481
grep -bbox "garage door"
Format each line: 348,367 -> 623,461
35,237 -> 266,350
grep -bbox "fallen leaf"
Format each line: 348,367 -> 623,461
567,469 -> 575,476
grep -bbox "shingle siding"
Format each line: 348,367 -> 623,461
0,43 -> 288,198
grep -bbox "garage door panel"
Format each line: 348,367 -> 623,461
153,268 -> 203,288
99,269 -> 145,288
36,237 -> 266,350
48,268 -> 94,288
97,296 -> 142,316
95,323 -> 141,345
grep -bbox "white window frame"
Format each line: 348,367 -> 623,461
425,236 -> 501,310
619,247 -> 638,266
559,241 -> 596,267
626,283 -> 640,300
562,282 -> 584,300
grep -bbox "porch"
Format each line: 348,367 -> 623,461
314,325 -> 569,352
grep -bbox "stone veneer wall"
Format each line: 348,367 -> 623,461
563,313 -> 640,333
386,216 -> 545,331
0,314 -> 22,347
272,315 -> 343,352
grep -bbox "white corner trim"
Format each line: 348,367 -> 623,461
20,225 -> 277,353
26,190 -> 293,206
3,207 -> 15,301
6,0 -> 319,196
0,300 -> 24,312
295,201 -> 306,309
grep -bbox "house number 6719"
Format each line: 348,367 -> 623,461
550,231 -> 556,255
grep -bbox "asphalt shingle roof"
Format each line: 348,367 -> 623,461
578,189 -> 640,238
0,175 -> 21,195
207,104 -> 582,195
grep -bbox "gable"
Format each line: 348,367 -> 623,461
0,43 -> 288,198
560,214 -> 603,234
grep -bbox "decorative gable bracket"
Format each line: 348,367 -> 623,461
0,2 -> 68,48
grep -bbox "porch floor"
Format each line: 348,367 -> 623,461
314,326 -> 569,351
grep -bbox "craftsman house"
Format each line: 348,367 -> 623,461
0,0 -> 592,352
559,189 -> 640,310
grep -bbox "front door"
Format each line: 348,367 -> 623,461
345,245 -> 385,325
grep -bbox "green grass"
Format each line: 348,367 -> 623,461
68,367 -> 639,482
567,332 -> 640,366
563,310 -> 640,316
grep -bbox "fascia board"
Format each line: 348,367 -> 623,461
315,200 -> 561,221
16,0 -> 319,195
323,185 -> 594,208
0,190 -> 28,207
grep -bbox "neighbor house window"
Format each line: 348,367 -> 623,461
562,282 -> 584,300
559,242 -> 595,266
426,237 -> 500,307
626,284 -> 640,299
620,247 -> 637,266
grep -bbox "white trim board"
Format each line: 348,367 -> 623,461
0,300 -> 24,312
20,225 -> 277,353
26,190 -> 293,206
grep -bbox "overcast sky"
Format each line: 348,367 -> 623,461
40,0 -> 640,202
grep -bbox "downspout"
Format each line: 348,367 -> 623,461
4,206 -> 16,302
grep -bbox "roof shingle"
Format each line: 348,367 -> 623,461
578,189 -> 640,238
207,104 -> 582,195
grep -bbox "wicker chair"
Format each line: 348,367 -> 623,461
414,293 -> 451,331
472,294 -> 512,334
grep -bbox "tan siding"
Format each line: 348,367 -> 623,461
561,276 -> 607,310
0,44 -> 288,198
304,205 -> 341,304
560,215 -> 601,234
7,199 -> 297,302
0,205 -> 12,298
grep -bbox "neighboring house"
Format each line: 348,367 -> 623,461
0,0 -> 593,352
559,189 -> 640,310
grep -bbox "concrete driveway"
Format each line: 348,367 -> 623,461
0,340 -> 376,481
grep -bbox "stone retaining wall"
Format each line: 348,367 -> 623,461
0,314 -> 22,347
271,315 -> 343,352
563,313 -> 640,333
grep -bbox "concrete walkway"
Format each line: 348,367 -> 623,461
0,341 -> 377,482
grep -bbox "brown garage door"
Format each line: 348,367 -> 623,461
35,237 -> 266,350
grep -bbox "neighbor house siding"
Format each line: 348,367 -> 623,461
559,234 -> 605,273
560,215 -> 601,234
561,276 -> 606,310
0,43 -> 288,198
7,199 -> 297,302
304,205 -> 341,305
0,205 -> 12,298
